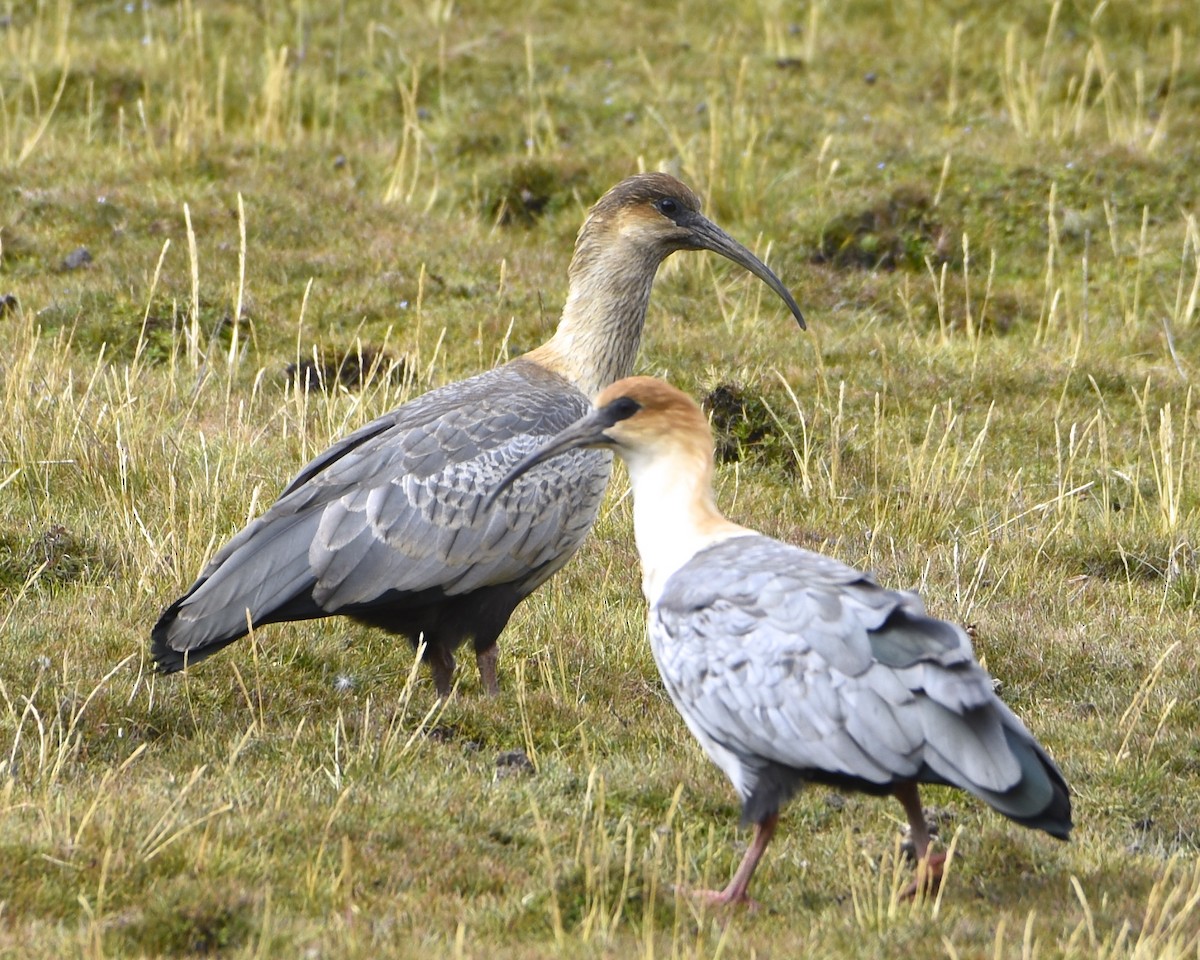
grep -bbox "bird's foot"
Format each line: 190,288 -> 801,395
675,884 -> 761,912
900,852 -> 947,901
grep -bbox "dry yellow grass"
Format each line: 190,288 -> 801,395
1,1 -> 1198,956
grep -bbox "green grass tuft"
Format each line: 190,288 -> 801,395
1,0 -> 1199,956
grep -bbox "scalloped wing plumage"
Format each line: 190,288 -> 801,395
153,360 -> 609,668
650,535 -> 1071,836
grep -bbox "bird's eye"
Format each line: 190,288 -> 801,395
605,396 -> 642,424
656,197 -> 679,217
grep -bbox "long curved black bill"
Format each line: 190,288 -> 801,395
686,215 -> 806,329
483,408 -> 619,512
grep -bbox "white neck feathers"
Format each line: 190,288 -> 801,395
622,443 -> 751,604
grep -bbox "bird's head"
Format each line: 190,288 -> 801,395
486,377 -> 712,509
578,173 -> 805,329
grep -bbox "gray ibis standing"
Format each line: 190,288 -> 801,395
151,174 -> 805,696
489,376 -> 1072,905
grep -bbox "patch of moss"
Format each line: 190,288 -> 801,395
814,185 -> 956,271
484,158 -> 590,226
32,290 -> 231,366
1054,539 -> 1197,586
0,523 -> 116,594
701,382 -> 779,464
284,344 -> 408,393
117,878 -> 256,956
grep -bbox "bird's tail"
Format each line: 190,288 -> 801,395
151,596 -> 251,672
966,718 -> 1073,841
151,513 -> 323,673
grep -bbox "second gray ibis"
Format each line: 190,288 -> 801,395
151,173 -> 805,696
490,376 -> 1072,905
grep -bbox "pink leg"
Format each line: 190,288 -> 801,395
476,644 -> 500,696
692,813 -> 779,908
895,783 -> 946,898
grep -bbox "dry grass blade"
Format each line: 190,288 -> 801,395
1,0 -> 1199,955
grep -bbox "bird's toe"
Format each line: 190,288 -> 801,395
900,852 -> 948,901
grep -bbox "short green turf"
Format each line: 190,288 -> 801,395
1,1 -> 1198,956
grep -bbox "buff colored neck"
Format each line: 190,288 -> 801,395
523,219 -> 664,398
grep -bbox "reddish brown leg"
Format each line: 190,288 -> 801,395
895,783 -> 946,899
692,813 -> 779,908
429,646 -> 456,698
476,644 -> 500,696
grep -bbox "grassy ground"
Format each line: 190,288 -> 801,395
1,0 -> 1199,956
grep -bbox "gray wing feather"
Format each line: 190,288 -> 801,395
651,535 -> 1033,799
916,698 -> 1019,790
843,687 -> 920,767
162,361 -> 607,653
172,513 -> 323,646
